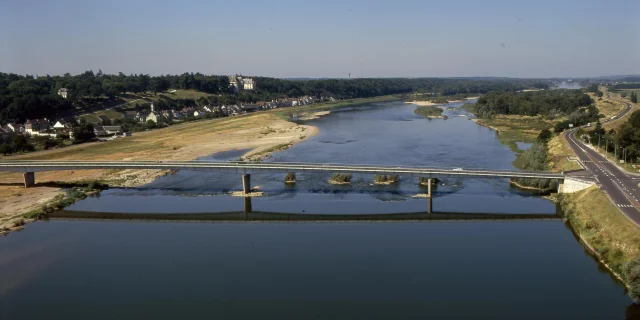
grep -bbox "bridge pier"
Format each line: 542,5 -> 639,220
244,196 -> 252,213
242,174 -> 251,194
23,172 -> 35,188
427,178 -> 432,198
428,197 -> 432,214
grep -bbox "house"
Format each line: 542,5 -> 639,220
193,110 -> 203,117
228,75 -> 255,92
146,112 -> 162,123
57,88 -> 69,99
6,123 -> 24,133
24,119 -> 49,135
123,111 -> 137,120
94,125 -> 122,136
53,120 -> 73,131
229,75 -> 241,93
136,111 -> 149,122
241,104 -> 259,112
242,78 -> 255,90
97,115 -> 110,124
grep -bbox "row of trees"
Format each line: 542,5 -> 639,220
587,111 -> 640,164
474,89 -> 593,118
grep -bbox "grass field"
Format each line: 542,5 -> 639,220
96,109 -> 124,120
547,134 -> 582,171
159,89 -> 210,100
590,88 -> 628,121
560,187 -> 640,280
472,115 -> 553,152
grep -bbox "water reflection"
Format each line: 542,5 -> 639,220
53,195 -> 560,221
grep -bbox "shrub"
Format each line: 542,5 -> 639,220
419,177 -> 439,185
374,174 -> 399,183
330,173 -> 352,183
285,172 -> 296,183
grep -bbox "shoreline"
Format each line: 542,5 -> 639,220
471,118 -> 500,132
508,180 -> 549,192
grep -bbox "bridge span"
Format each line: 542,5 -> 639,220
0,160 -> 573,192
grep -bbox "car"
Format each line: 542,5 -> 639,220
453,168 -> 463,171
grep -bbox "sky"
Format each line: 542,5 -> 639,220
1,0 -> 638,78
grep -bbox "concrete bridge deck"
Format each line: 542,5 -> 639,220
0,160 -> 567,179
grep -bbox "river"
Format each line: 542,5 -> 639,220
0,101 -> 634,319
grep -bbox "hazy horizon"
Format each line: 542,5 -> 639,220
1,0 -> 638,78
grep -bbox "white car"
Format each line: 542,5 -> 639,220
453,168 -> 463,171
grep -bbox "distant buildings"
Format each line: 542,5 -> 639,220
24,119 -> 49,135
228,75 -> 255,93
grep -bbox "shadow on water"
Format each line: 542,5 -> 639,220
51,195 -> 561,222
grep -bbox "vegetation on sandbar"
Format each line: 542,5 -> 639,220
419,177 -> 440,186
414,106 -> 446,119
373,174 -> 399,184
330,173 -> 352,184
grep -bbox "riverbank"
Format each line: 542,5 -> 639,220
466,99 -> 640,290
558,187 -> 640,287
0,111 -> 320,223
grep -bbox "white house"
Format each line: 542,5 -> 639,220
146,112 -> 162,123
242,78 -> 255,90
24,119 -> 49,135
193,110 -> 203,117
57,88 -> 69,99
6,123 -> 24,133
144,102 -> 162,123
228,75 -> 255,92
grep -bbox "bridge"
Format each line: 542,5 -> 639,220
0,159 -> 571,190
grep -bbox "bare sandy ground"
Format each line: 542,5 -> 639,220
405,101 -> 439,106
0,113 -> 319,219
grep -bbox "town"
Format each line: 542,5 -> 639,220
0,75 -> 335,154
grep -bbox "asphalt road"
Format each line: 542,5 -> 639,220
564,103 -> 640,225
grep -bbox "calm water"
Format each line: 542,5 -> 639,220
0,101 -> 633,319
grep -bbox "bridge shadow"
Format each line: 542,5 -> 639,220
50,209 -> 561,222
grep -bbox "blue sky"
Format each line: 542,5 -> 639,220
1,0 -> 638,78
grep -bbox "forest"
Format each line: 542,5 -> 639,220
0,71 -> 550,124
474,90 -> 593,118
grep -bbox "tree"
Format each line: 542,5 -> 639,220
0,143 -> 12,155
537,129 -> 552,143
72,122 -> 96,143
631,91 -> 638,104
625,255 -> 640,304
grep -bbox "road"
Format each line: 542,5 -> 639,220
564,103 -> 640,225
